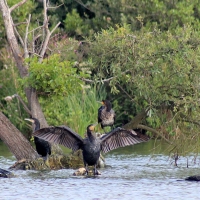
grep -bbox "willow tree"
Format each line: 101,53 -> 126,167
84,24 -> 200,155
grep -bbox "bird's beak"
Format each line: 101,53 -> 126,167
97,101 -> 104,105
90,122 -> 98,131
24,118 -> 34,123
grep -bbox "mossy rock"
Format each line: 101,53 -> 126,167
10,150 -> 105,171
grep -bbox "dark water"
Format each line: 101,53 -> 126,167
0,140 -> 200,200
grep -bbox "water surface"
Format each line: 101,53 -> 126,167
0,140 -> 199,200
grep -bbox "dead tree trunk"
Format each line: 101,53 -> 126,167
0,112 -> 38,160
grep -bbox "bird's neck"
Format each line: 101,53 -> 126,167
87,131 -> 96,142
105,104 -> 112,112
34,122 -> 40,131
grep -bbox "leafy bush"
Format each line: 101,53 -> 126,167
64,9 -> 91,36
24,54 -> 89,97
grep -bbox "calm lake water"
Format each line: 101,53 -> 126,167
0,140 -> 200,200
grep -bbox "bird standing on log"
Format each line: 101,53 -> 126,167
25,118 -> 51,160
33,124 -> 149,175
98,100 -> 115,133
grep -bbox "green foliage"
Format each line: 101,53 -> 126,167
40,86 -> 107,136
64,9 -> 90,36
24,54 -> 88,97
85,0 -> 200,33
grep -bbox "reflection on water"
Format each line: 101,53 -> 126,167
0,140 -> 200,200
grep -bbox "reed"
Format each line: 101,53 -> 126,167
44,85 -> 106,136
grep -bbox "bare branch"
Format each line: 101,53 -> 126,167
80,69 -> 131,83
24,14 -> 31,58
47,3 -> 64,9
39,22 -> 61,62
14,22 -> 27,26
123,109 -> 149,130
13,26 -> 24,47
0,0 -> 28,77
32,34 -> 42,54
37,0 -> 48,55
28,25 -> 44,34
28,51 -> 42,58
117,84 -> 134,101
50,22 -> 61,35
74,0 -> 93,12
10,0 -> 28,12
26,0 -> 60,62
13,94 -> 32,116
43,0 -> 48,28
81,76 -> 117,83
80,78 -> 95,83
136,124 -> 173,145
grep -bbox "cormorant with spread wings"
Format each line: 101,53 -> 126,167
33,124 -> 149,175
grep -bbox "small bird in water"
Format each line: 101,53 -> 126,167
33,123 -> 149,175
98,100 -> 115,133
0,168 -> 14,178
25,118 -> 51,159
185,175 -> 200,181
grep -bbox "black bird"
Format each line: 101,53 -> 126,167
25,118 -> 51,159
98,100 -> 115,133
33,124 -> 149,175
0,168 -> 14,178
185,175 -> 200,181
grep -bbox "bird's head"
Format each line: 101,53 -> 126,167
87,123 -> 98,132
97,100 -> 111,106
101,100 -> 112,111
25,118 -> 40,131
101,100 -> 106,105
25,118 -> 38,125
97,100 -> 105,105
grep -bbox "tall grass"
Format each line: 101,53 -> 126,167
44,85 -> 107,136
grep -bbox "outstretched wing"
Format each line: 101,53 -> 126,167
100,127 -> 149,153
33,126 -> 84,151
